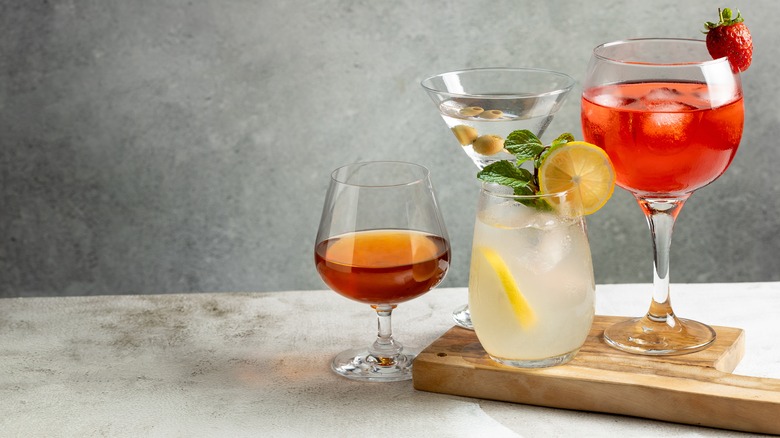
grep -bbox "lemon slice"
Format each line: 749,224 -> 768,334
538,141 -> 615,215
476,246 -> 536,329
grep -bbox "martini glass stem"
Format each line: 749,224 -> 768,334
637,195 -> 688,324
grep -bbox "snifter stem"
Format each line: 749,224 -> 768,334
370,305 -> 402,364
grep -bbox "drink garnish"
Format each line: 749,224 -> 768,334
472,135 -> 505,155
475,246 -> 537,329
704,8 -> 753,72
451,125 -> 478,145
538,141 -> 616,215
459,106 -> 484,117
477,130 -> 615,215
477,130 -> 565,196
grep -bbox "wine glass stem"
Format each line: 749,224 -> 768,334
637,195 -> 689,323
370,305 -> 402,360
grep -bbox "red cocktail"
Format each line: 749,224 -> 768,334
582,81 -> 743,195
581,39 -> 744,355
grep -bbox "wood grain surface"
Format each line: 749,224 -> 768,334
413,316 -> 780,435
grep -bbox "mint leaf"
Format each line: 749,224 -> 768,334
552,132 -> 575,146
505,129 -> 542,146
504,130 -> 545,165
536,132 -> 574,168
505,143 -> 545,165
477,161 -> 534,195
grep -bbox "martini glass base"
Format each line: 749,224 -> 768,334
452,304 -> 474,330
603,315 -> 716,356
331,346 -> 421,382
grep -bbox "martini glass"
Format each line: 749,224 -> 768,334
581,39 -> 744,354
421,67 -> 575,329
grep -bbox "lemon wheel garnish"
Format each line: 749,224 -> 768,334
538,141 -> 615,215
477,246 -> 536,329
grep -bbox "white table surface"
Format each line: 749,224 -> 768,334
2,283 -> 779,437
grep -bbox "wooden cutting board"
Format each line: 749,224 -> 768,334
412,315 -> 780,435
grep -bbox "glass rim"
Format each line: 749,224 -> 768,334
480,181 -> 578,200
330,161 -> 430,188
592,38 -> 731,67
420,67 -> 576,99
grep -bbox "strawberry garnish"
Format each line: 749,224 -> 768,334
704,8 -> 753,72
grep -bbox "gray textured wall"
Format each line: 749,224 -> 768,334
2,0 -> 778,297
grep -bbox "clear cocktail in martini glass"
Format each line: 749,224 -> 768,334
421,67 -> 575,329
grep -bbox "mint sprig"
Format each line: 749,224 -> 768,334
504,130 -> 544,167
475,160 -> 535,196
477,130 -> 574,193
477,130 -> 574,208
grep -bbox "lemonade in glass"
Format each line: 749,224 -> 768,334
468,183 -> 595,368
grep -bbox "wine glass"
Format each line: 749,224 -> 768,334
314,161 -> 451,381
421,67 -> 575,329
581,38 -> 744,355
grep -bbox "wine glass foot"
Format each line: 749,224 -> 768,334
603,316 -> 716,355
331,346 -> 421,382
451,304 -> 474,330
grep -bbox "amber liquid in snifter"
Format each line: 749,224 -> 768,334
315,229 -> 450,305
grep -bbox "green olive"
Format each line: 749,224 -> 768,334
459,106 -> 484,117
480,109 -> 504,119
451,125 -> 478,145
472,135 -> 504,155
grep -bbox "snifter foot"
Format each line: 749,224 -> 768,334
331,346 -> 420,382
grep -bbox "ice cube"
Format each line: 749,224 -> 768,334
479,199 -> 571,233
479,200 -> 536,230
643,102 -> 695,130
592,94 -> 637,109
643,100 -> 697,113
639,85 -> 700,113
516,223 -> 572,274
528,211 -> 562,230
637,101 -> 700,150
641,86 -> 683,103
